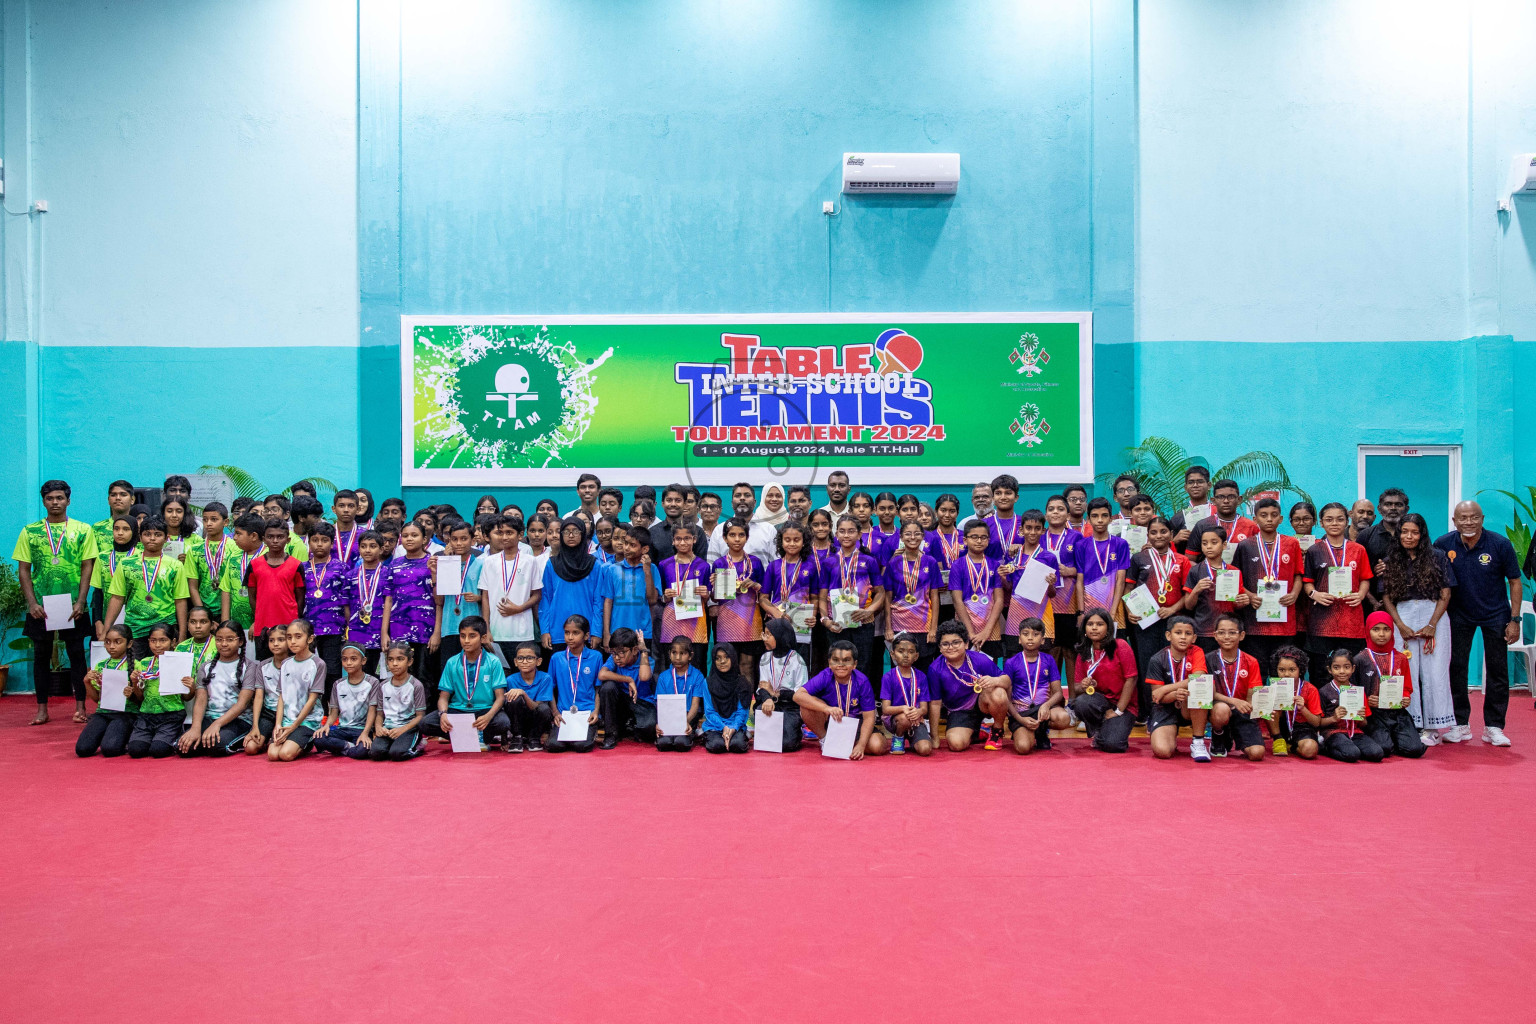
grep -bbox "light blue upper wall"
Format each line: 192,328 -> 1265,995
0,0 -> 361,535
362,0 -> 1138,503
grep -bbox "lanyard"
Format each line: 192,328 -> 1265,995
1148,547 -> 1175,598
564,651 -> 583,710
206,535 -> 230,579
839,551 -> 860,593
895,666 -> 918,706
500,549 -> 521,592
42,521 -> 65,563
463,652 -> 483,705
669,668 -> 688,695
1043,528 -> 1068,559
455,555 -> 473,612
1258,537 -> 1282,580
965,556 -> 989,597
1091,538 -> 1112,576
1326,540 -> 1347,567
1166,649 -> 1189,686
1018,654 -> 1045,705
951,655 -> 983,693
336,527 -> 358,563
1369,649 -> 1398,679
991,514 -> 1019,563
140,556 -> 163,597
192,637 -> 215,674
937,529 -> 962,565
307,560 -> 330,598
833,678 -> 851,712
777,558 -> 801,604
1215,653 -> 1240,696
901,555 -> 923,602
357,565 -> 381,612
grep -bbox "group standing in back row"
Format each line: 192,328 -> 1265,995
12,465 -> 1525,759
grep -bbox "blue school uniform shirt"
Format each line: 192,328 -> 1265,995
603,654 -> 654,702
439,554 -> 484,636
539,562 -> 606,642
702,694 -> 748,733
549,646 -> 604,711
438,649 -> 507,711
602,560 -> 661,638
504,668 -> 554,704
654,665 -> 706,703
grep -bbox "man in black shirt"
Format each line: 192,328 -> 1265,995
1358,488 -> 1408,601
648,482 -> 706,562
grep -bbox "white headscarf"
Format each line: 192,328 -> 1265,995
753,484 -> 789,527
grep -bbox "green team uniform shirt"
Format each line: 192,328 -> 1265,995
91,548 -> 132,593
134,655 -> 186,715
176,635 -> 219,681
12,518 -> 98,599
285,536 -> 309,561
92,518 -> 116,559
92,655 -> 141,714
107,553 -> 190,633
185,534 -> 238,612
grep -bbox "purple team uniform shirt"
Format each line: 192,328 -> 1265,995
929,650 -> 1002,711
882,552 -> 942,635
299,558 -> 349,636
802,668 -> 876,716
1073,534 -> 1131,610
1003,651 -> 1060,709
344,562 -> 388,648
880,665 -> 931,707
384,555 -> 436,643
1041,529 -> 1083,614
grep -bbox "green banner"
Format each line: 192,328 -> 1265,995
401,314 -> 1093,486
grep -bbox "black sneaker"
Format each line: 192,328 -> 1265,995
506,735 -> 524,753
600,734 -> 619,750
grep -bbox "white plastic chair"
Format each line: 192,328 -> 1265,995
1508,600 -> 1536,693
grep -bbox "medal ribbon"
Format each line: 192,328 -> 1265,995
1259,536 -> 1282,580
1149,548 -> 1174,599
140,556 -> 163,598
1216,653 -> 1239,697
463,652 -> 483,706
778,558 -> 800,604
43,521 -> 64,561
1021,654 -> 1045,706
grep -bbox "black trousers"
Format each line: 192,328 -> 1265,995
755,688 -> 805,752
1365,707 -> 1426,758
76,710 -> 133,757
1072,692 -> 1133,753
177,715 -> 248,757
505,696 -> 553,743
420,708 -> 511,744
1448,617 -> 1509,729
545,720 -> 596,752
1322,728 -> 1384,764
837,623 -> 880,686
25,616 -> 88,703
810,623 -> 830,674
656,733 -> 695,752
368,728 -> 422,760
313,724 -> 374,758
599,680 -> 634,742
127,711 -> 184,758
315,634 -> 344,700
703,728 -> 750,753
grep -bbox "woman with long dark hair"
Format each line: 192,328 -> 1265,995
1377,512 -> 1455,745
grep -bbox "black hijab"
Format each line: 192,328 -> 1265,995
764,617 -> 796,660
550,516 -> 596,583
706,642 -> 750,716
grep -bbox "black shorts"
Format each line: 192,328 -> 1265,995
945,707 -> 985,734
1148,703 -> 1187,732
1225,712 -> 1264,750
1289,723 -> 1319,746
282,724 -> 316,751
882,717 -> 930,743
256,709 -> 276,738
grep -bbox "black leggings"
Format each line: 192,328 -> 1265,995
76,711 -> 133,757
1322,729 -> 1384,763
506,696 -> 554,743
127,711 -> 184,759
1365,708 -> 1426,758
1072,692 -> 1134,753
703,728 -> 750,753
177,715 -> 248,757
369,729 -> 422,760
314,634 -> 344,700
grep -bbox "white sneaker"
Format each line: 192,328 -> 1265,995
1442,724 -> 1472,743
1482,726 -> 1512,747
1190,738 -> 1211,762
1419,729 -> 1440,747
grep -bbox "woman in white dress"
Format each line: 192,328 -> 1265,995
1378,513 -> 1456,744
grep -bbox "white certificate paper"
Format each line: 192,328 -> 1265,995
1014,557 -> 1053,604
1222,543 -> 1238,565
1122,584 -> 1160,624
89,641 -> 107,669
1122,525 -> 1148,554
1270,677 -> 1296,710
1338,685 -> 1365,721
99,668 -> 130,712
1256,580 -> 1286,622
1378,675 -> 1404,710
821,714 -> 859,760
657,693 -> 690,736
1182,504 -> 1213,525
1214,569 -> 1241,602
1327,566 -> 1353,598
785,602 -> 815,643
753,709 -> 784,752
445,712 -> 481,752
557,710 -> 591,742
435,555 -> 463,596
830,591 -> 861,627
1186,673 -> 1214,710
712,565 -> 737,601
1296,535 -> 1316,551
672,592 -> 703,621
158,651 -> 194,695
1249,685 -> 1276,718
42,593 -> 74,631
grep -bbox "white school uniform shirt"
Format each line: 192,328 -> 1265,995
279,655 -> 327,728
758,650 -> 808,693
480,542 -> 541,642
372,675 -> 427,730
707,520 -> 778,564
332,674 -> 375,729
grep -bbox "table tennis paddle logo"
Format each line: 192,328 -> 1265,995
1008,332 -> 1049,376
874,328 -> 924,374
1010,402 -> 1050,447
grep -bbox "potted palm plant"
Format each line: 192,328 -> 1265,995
0,562 -> 32,692
1097,436 -> 1314,510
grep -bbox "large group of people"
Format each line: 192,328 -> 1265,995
11,465 -> 1525,763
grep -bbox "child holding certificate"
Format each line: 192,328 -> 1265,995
709,518 -> 767,681
1206,614 -> 1266,761
756,618 -> 807,752
820,516 -> 886,685
77,624 -> 136,757
1301,503 -> 1373,685
1003,618 -> 1069,754
655,637 -> 706,751
761,523 -> 821,665
1182,526 -> 1236,655
420,616 -> 510,748
546,615 -> 602,752
949,521 -> 1004,659
1145,616 -> 1210,761
1318,648 -> 1383,763
1270,645 -> 1323,759
125,624 -> 188,759
870,633 -> 932,756
1353,611 -> 1426,758
882,521 -> 941,664
1125,516 -> 1190,704
1001,509 -> 1058,660
1230,497 -> 1306,672
658,526 -> 710,671
1070,609 -> 1138,753
792,639 -> 878,759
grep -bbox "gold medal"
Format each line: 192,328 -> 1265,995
360,612 -> 371,625
1084,684 -> 1096,696
314,589 -> 323,598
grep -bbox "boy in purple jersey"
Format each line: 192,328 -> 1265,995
1074,497 -> 1130,628
1001,509 -> 1059,659
928,620 -> 1012,751
300,522 -> 349,696
345,531 -> 387,675
1002,617 -> 1069,753
870,633 -> 932,756
820,515 -> 886,687
984,473 -> 1023,565
949,521 -> 1004,658
1042,494 -> 1084,675
793,639 -> 876,759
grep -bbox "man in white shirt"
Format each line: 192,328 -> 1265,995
958,481 -> 993,531
818,471 -> 851,517
708,482 -> 778,564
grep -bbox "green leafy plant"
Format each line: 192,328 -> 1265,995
1096,436 -> 1314,513
197,466 -> 340,503
1485,486 -> 1535,575
0,562 -> 33,668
